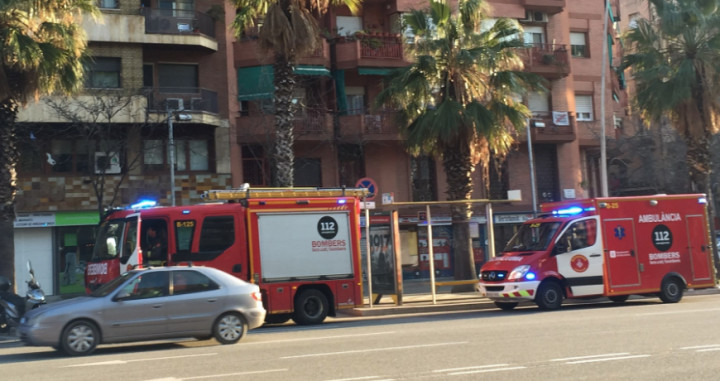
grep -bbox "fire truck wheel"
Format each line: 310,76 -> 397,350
535,281 -> 563,310
659,277 -> 684,303
293,289 -> 329,325
494,301 -> 519,310
609,295 -> 629,303
213,312 -> 247,344
61,320 -> 99,356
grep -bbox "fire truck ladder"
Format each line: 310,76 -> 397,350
201,184 -> 371,201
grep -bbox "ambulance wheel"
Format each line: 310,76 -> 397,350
494,301 -> 519,311
61,320 -> 99,356
293,289 -> 329,325
659,277 -> 684,303
536,281 -> 563,310
213,312 -> 247,344
609,295 -> 629,303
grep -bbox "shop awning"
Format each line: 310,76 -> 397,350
358,67 -> 392,76
237,66 -> 274,101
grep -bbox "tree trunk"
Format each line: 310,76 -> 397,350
0,99 -> 19,287
442,144 -> 478,292
272,55 -> 296,187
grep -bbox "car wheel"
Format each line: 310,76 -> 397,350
265,314 -> 291,325
213,313 -> 247,345
61,320 -> 99,356
293,289 -> 329,325
535,281 -> 563,310
494,301 -> 519,311
659,277 -> 684,303
609,295 -> 629,303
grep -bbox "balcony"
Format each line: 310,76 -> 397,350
521,0 -> 566,15
234,38 -> 330,68
335,34 -> 408,70
527,112 -> 575,142
145,87 -> 221,126
339,113 -> 402,141
236,113 -> 333,142
518,44 -> 570,79
81,8 -> 217,51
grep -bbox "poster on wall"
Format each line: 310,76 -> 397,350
369,225 -> 397,295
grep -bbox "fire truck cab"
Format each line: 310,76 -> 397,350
478,194 -> 717,310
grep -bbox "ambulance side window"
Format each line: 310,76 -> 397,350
559,220 -> 595,253
175,220 -> 195,254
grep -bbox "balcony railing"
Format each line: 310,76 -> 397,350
518,43 -> 570,78
339,112 -> 401,140
145,87 -> 219,113
359,35 -> 404,60
140,8 -> 215,38
335,34 -> 407,69
528,111 -> 575,142
236,112 -> 333,141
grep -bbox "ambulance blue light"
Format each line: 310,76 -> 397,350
552,206 -> 595,216
525,272 -> 536,280
698,197 -> 707,204
337,199 -> 347,205
130,200 -> 157,209
182,210 -> 191,214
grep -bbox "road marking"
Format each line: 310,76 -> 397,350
550,353 -> 630,362
64,353 -> 217,367
448,366 -> 526,375
280,342 -> 468,359
323,377 -> 392,381
180,369 -> 288,379
565,354 -> 650,364
246,331 -> 395,345
680,344 -> 720,350
636,307 -> 720,316
434,364 -> 511,372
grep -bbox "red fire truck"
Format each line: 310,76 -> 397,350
84,186 -> 369,325
478,194 -> 717,310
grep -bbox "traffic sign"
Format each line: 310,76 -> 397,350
355,177 -> 377,200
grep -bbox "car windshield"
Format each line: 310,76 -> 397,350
503,221 -> 562,252
90,272 -> 136,297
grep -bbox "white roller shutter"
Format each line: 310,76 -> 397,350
575,95 -> 594,121
528,92 -> 550,114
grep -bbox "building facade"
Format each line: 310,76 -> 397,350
13,0 -> 626,293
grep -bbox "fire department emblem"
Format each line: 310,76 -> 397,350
570,255 -> 589,273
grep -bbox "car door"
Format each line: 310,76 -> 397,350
165,270 -> 224,335
554,217 -> 604,297
102,271 -> 170,341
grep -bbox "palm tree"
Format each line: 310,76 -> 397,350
0,0 -> 99,283
375,0 -> 544,286
232,0 -> 361,186
622,0 -> 720,271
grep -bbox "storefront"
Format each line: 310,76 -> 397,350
13,211 -> 100,296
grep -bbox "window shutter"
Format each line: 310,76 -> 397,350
528,92 -> 550,113
575,95 -> 593,121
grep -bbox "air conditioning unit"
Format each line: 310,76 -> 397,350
190,97 -> 204,110
165,98 -> 184,111
94,152 -> 121,174
522,10 -> 548,22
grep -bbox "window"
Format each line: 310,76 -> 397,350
528,91 -> 550,115
559,219 -> 597,252
575,95 -> 594,121
628,13 -> 641,29
98,0 -> 118,8
570,32 -> 588,57
174,220 -> 196,253
85,57 -> 121,89
523,26 -> 545,46
345,87 -> 365,115
143,64 -> 154,88
411,156 -> 437,201
198,216 -> 235,253
158,64 -> 198,93
143,136 -> 212,173
294,158 -> 322,186
172,270 -> 218,295
242,144 -> 267,186
336,16 -> 362,36
120,272 -> 169,300
158,0 -> 194,16
49,139 -> 121,175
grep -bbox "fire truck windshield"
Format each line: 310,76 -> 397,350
91,217 -> 138,264
503,221 -> 562,253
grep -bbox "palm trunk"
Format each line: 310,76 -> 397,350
272,55 -> 296,187
0,99 -> 19,286
442,144 -> 477,292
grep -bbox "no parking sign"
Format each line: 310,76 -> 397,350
355,177 -> 377,200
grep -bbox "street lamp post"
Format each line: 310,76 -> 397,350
527,118 -> 538,217
167,109 -> 176,206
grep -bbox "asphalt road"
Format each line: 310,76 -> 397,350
2,293 -> 720,381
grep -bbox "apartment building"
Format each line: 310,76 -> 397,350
234,0 -> 626,277
13,0 -> 239,295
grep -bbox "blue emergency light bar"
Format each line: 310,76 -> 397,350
129,200 -> 157,209
337,199 -> 347,205
551,206 -> 596,216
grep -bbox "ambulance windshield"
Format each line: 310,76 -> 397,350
503,221 -> 562,253
91,217 -> 138,264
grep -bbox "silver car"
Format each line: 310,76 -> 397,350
18,266 -> 266,356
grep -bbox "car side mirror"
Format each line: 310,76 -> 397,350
114,291 -> 132,301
